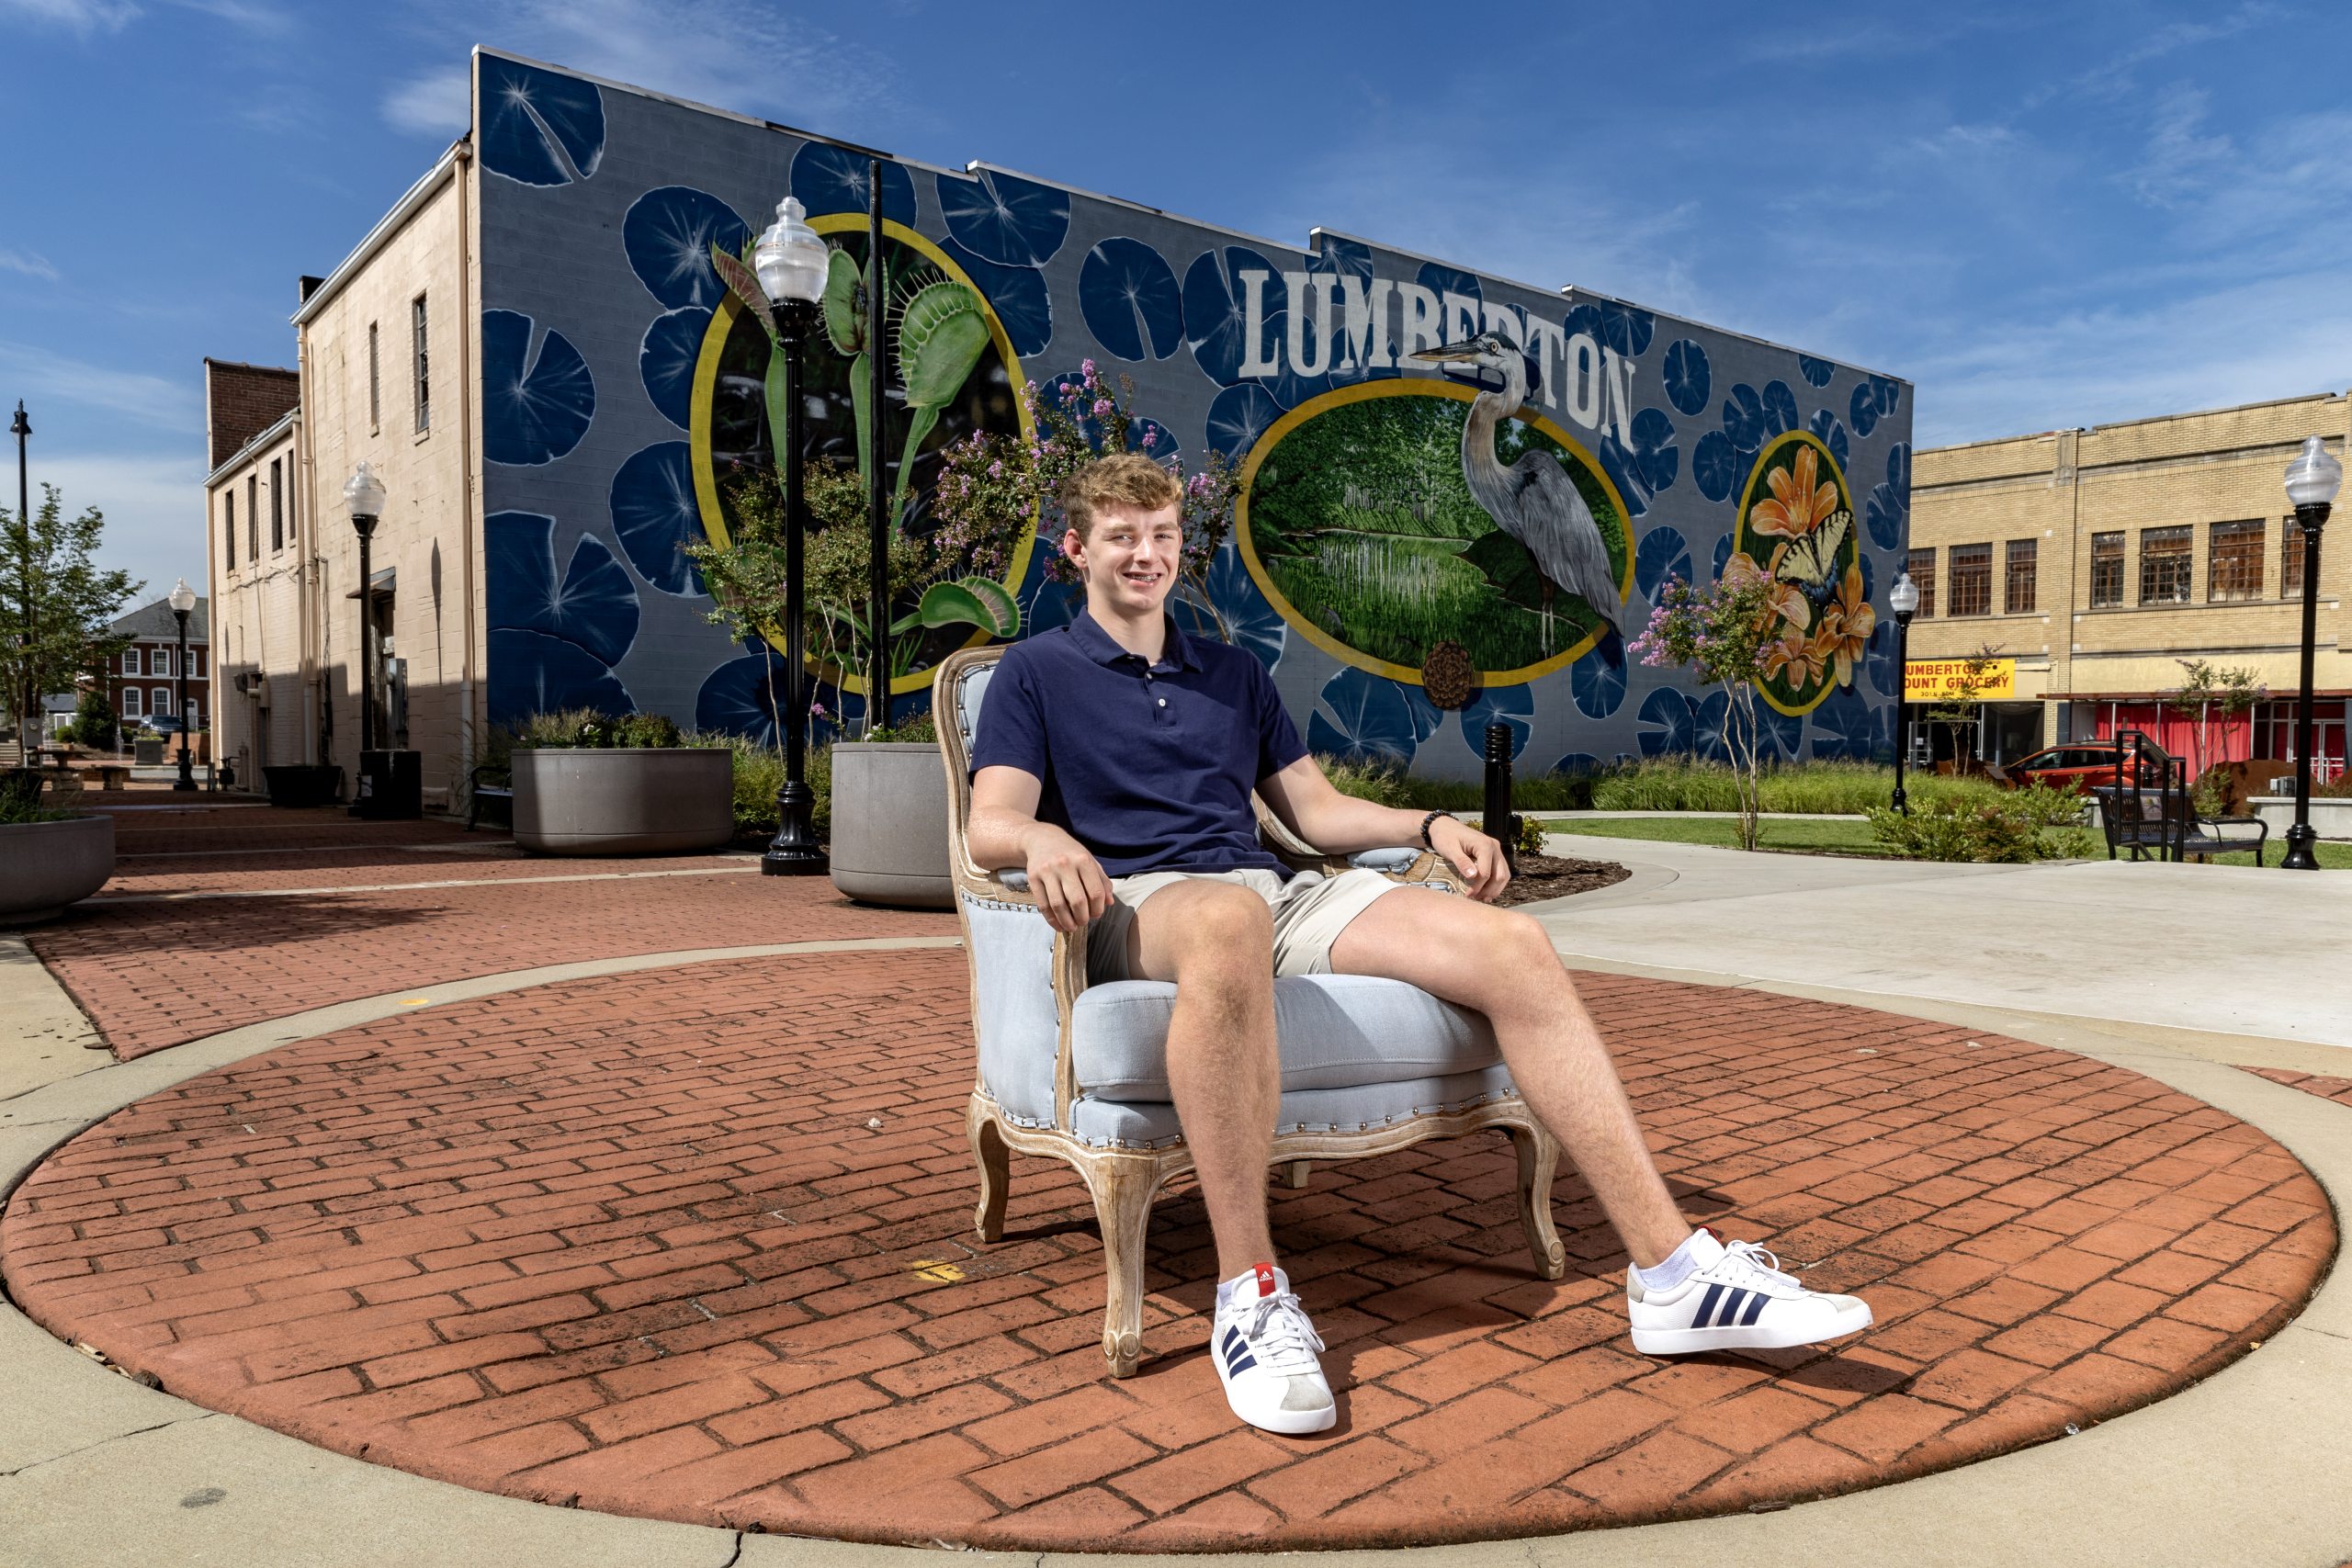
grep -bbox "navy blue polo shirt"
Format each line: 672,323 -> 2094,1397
970,610 -> 1308,878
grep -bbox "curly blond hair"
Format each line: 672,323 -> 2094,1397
1060,452 -> 1182,542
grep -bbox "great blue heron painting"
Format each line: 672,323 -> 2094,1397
1411,333 -> 1645,656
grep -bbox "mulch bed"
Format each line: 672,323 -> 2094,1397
1497,853 -> 1631,906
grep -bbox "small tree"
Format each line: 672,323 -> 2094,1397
72,683 -> 118,752
1628,575 -> 1781,850
1921,642 -> 2005,773
2166,659 -> 2266,773
1,484 -> 139,750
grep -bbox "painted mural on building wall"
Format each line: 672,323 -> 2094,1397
472,50 -> 1911,779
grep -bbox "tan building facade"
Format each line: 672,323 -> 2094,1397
1911,392 -> 2349,777
203,144 -> 484,807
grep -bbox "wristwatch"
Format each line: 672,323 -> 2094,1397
1419,810 -> 1456,850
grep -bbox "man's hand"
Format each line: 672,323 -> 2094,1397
1025,824 -> 1114,933
1432,817 -> 1510,901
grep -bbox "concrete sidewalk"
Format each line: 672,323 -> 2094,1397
1532,832 -> 2352,1055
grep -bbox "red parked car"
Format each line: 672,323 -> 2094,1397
1994,744 -> 2138,795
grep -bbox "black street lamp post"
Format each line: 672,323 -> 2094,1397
1889,570 -> 1919,814
343,464 -> 386,758
167,577 -> 197,790
2281,435 -> 2341,871
11,400 -> 30,758
752,196 -> 830,876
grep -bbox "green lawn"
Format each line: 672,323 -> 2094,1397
1537,815 -> 2352,868
1535,816 -> 1896,856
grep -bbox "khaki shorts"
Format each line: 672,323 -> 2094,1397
1085,866 -> 1401,983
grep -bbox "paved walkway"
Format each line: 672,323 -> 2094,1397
0,803 -> 2346,1562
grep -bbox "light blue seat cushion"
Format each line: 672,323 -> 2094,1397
1071,975 -> 1498,1100
1071,1063 -> 1519,1149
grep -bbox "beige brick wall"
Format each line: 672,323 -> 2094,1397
205,429 -> 308,778
1913,393 -> 2350,747
294,154 -> 483,807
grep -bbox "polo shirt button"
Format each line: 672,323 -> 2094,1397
1157,697 -> 1167,707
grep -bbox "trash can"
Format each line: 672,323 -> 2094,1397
353,749 -> 423,820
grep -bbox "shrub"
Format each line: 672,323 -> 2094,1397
506,709 -> 697,750
73,686 -> 117,752
711,733 -> 831,843
1512,814 -> 1548,858
1867,800 -> 2029,863
1317,755 -> 1416,809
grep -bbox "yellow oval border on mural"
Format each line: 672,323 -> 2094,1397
1732,427 -> 1853,719
686,215 -> 1035,699
1233,378 -> 1637,687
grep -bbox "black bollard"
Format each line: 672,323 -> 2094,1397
1483,720 -> 1517,873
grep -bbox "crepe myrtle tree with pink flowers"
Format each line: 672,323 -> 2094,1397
1627,574 -> 1783,851
1023,360 -> 1240,640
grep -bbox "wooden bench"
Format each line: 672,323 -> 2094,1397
466,764 -> 513,831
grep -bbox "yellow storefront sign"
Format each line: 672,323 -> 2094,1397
1905,658 -> 2016,702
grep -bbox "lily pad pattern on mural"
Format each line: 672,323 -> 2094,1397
611,441 -> 706,596
1307,665 -> 1441,768
640,305 -> 711,431
937,167 -> 1069,267
483,310 -> 595,468
1079,238 -> 1183,362
623,186 -> 750,310
478,54 -> 604,188
788,142 -> 917,224
486,511 -> 640,668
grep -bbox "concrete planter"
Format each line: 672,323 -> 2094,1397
829,741 -> 953,908
0,814 -> 115,925
2248,795 -> 2352,841
512,747 -> 733,856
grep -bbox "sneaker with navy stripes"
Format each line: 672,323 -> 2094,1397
1627,1229 -> 1872,1356
1209,1262 -> 1335,1435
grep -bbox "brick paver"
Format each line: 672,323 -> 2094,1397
3,952 -> 2329,1551
29,803 -> 952,1060
2249,1066 -> 2352,1111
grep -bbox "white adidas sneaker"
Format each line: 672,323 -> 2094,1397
1628,1229 -> 1872,1356
1209,1263 -> 1336,1436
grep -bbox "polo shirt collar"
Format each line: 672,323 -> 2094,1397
1069,607 -> 1201,672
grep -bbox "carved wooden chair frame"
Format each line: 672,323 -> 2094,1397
933,645 -> 1566,1378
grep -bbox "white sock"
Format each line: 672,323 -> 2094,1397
1631,1234 -> 1702,1292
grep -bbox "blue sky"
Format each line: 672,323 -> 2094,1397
6,0 -> 2349,600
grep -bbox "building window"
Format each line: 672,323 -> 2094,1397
270,457 -> 285,551
2139,525 -> 2192,605
224,491 -> 236,571
121,687 -> 141,718
1905,547 -> 1936,617
2005,539 -> 2038,615
1948,543 -> 1992,616
152,686 -> 171,718
2091,531 -> 2124,608
246,474 -> 258,562
2282,515 -> 2309,600
2205,519 -> 2263,603
123,647 -> 141,677
155,647 -> 172,678
413,293 -> 431,434
368,321 -> 381,432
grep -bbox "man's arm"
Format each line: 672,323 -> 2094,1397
967,764 -> 1114,933
1255,754 -> 1510,901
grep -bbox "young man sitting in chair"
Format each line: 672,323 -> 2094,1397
967,454 -> 1871,1437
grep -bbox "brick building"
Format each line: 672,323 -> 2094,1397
1910,392 -> 2348,778
100,594 -> 209,729
204,357 -> 313,780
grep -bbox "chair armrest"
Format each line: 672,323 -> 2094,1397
956,863 -> 1089,1130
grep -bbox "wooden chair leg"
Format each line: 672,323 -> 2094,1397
968,1097 -> 1010,1245
1283,1159 -> 1310,1190
1083,1155 -> 1160,1378
1510,1121 -> 1567,1280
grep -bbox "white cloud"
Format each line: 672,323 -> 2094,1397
22,451 -> 211,597
380,0 -> 888,138
0,247 -> 61,281
383,66 -> 469,136
0,0 -> 140,32
0,343 -> 202,434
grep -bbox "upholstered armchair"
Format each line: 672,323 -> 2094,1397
933,646 -> 1566,1377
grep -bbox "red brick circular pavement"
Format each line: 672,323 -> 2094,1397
0,952 -> 2330,1552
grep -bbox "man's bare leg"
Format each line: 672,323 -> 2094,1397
1329,887 -> 1690,1268
1125,879 -> 1283,1280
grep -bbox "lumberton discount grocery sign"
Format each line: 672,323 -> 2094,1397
1905,659 -> 2016,701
